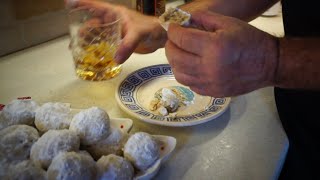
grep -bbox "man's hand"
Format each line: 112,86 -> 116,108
165,11 -> 278,97
66,0 -> 167,64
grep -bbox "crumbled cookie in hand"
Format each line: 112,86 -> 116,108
159,7 -> 191,31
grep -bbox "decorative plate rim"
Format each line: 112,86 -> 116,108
115,64 -> 231,127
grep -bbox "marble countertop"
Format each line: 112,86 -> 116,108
0,2 -> 287,179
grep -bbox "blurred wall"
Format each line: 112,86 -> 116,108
104,0 -> 135,8
0,0 -> 69,57
0,0 -> 135,57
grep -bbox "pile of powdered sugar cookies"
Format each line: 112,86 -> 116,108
0,98 -> 176,180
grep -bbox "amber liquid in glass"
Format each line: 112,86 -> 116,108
73,42 -> 122,81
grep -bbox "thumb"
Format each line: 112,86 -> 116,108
191,11 -> 228,31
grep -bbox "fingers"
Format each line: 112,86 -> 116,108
66,0 -> 121,20
172,69 -> 200,87
189,82 -> 230,97
165,13 -> 208,91
189,86 -> 208,96
114,31 -> 143,64
168,12 -> 228,55
165,41 -> 201,76
66,0 -> 110,9
190,11 -> 227,31
171,71 -> 217,97
68,1 -> 120,23
165,40 -> 205,88
167,23 -> 212,55
172,66 -> 209,96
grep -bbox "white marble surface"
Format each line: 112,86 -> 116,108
0,3 -> 288,180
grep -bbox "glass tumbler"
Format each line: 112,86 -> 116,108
68,7 -> 122,81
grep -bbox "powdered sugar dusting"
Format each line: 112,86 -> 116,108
0,99 -> 39,130
97,154 -> 134,180
124,132 -> 160,171
34,102 -> 72,132
84,126 -> 127,160
47,151 -> 96,180
69,107 -> 110,145
0,125 -> 39,164
30,129 -> 80,169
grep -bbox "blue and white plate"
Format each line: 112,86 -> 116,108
115,64 -> 231,127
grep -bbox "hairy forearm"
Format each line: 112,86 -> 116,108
181,0 -> 279,21
274,37 -> 320,89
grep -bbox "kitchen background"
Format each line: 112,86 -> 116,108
0,0 -> 280,57
0,0 -> 137,57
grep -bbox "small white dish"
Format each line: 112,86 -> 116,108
109,117 -> 133,133
115,64 -> 231,127
134,135 -> 177,180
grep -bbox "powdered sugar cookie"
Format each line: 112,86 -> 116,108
0,125 -> 39,164
0,99 -> 39,130
84,126 -> 128,160
35,102 -> 72,133
8,160 -> 46,180
97,154 -> 134,180
47,151 -> 96,180
124,132 -> 160,171
30,129 -> 80,169
69,107 -> 111,145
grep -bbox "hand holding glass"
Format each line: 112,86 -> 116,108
68,7 -> 122,81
